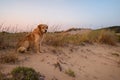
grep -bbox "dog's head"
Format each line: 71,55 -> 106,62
38,24 -> 48,33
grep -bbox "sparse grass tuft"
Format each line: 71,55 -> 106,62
111,52 -> 120,57
65,68 -> 75,77
0,53 -> 18,64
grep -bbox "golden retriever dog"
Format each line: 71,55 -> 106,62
17,24 -> 48,53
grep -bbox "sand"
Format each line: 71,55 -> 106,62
1,43 -> 120,80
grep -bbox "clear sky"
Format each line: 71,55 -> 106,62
0,0 -> 120,31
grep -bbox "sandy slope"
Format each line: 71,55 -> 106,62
1,44 -> 120,80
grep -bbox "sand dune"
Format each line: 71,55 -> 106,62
1,43 -> 120,80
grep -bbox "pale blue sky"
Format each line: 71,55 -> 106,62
0,0 -> 120,31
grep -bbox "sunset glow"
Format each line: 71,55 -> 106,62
0,0 -> 120,31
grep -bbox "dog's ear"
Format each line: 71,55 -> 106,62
46,26 -> 48,29
38,24 -> 42,31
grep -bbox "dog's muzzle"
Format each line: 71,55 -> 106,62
45,30 -> 47,33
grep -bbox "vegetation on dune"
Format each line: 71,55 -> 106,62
65,68 -> 75,77
116,33 -> 120,42
0,67 -> 42,80
44,32 -> 88,46
11,67 -> 40,80
100,26 -> 120,33
0,32 -> 27,49
0,26 -> 120,80
88,30 -> 118,45
45,30 -> 118,46
0,29 -> 119,49
0,52 -> 18,64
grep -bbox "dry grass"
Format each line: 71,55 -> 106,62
0,53 -> 18,64
88,30 -> 118,45
0,27 -> 119,49
44,30 -> 118,47
116,33 -> 120,42
44,32 -> 88,47
0,32 -> 27,49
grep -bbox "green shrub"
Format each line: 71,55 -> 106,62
11,67 -> 39,80
65,69 -> 75,77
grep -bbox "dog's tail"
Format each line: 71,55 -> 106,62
17,47 -> 26,53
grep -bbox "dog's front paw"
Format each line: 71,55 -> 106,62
37,51 -> 42,54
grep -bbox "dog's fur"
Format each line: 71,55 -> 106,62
17,24 -> 48,53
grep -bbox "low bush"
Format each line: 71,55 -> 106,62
65,68 -> 75,77
11,66 -> 40,80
